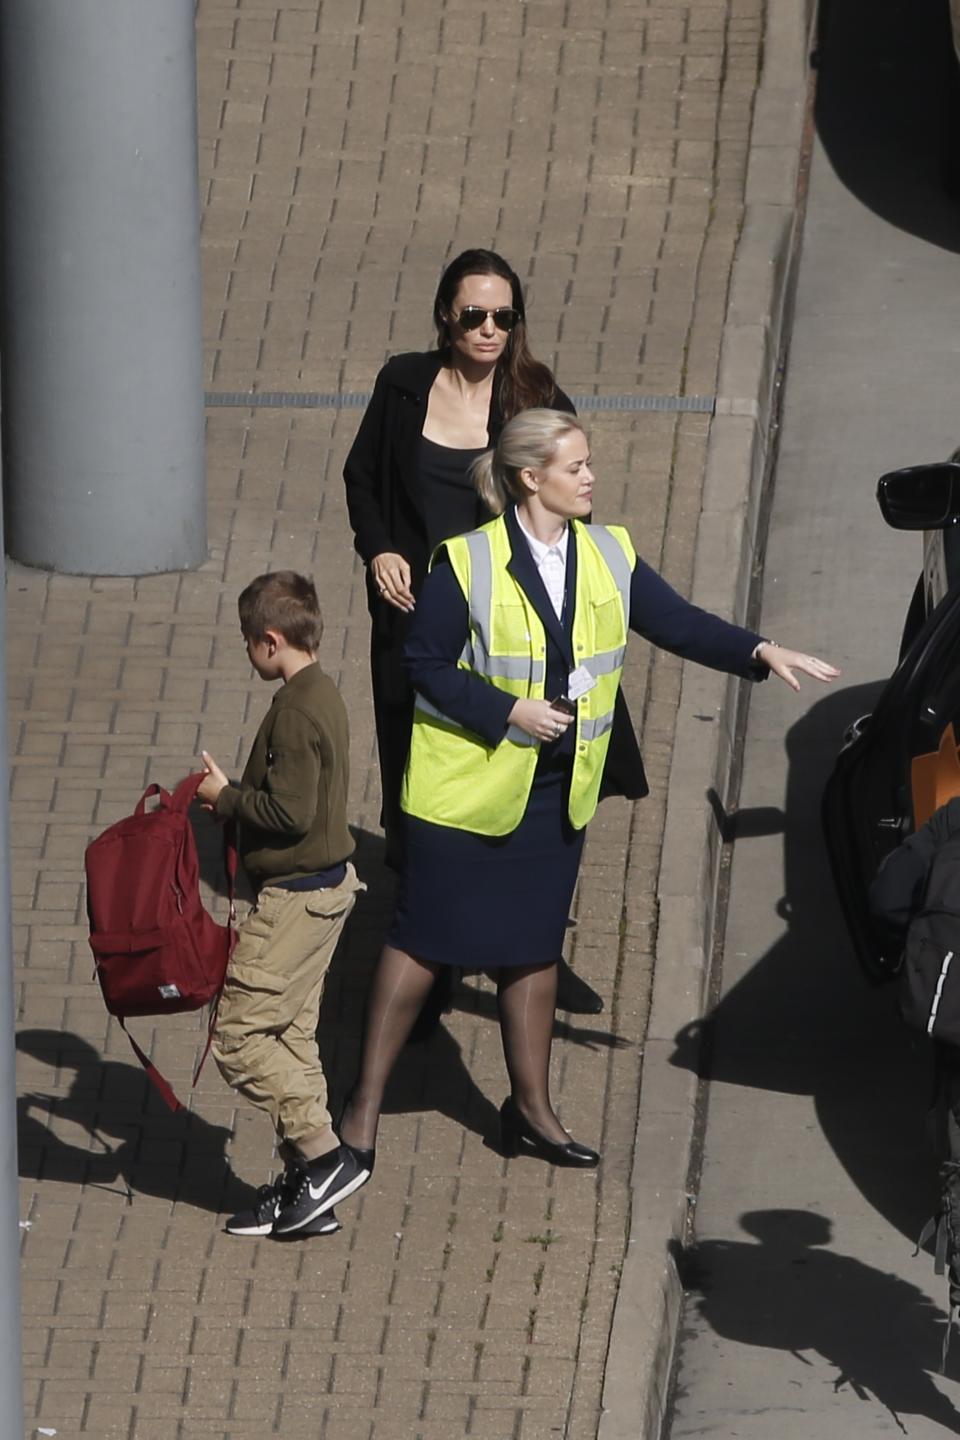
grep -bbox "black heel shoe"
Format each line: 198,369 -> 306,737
336,1095 -> 377,1176
499,1098 -> 599,1168
555,958 -> 604,1015
500,1102 -> 522,1158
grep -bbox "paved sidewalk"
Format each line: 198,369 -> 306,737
16,2 -> 763,1436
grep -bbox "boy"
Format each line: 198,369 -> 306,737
197,571 -> 373,1238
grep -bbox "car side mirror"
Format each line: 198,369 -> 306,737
876,463 -> 960,530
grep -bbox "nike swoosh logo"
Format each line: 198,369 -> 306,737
308,1163 -> 344,1201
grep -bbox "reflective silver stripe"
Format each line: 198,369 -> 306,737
506,724 -> 538,747
585,524 -> 632,617
460,632 -> 491,672
464,531 -> 493,636
929,950 -> 956,1035
581,645 -> 626,678
461,529 -> 545,684
580,710 -> 615,741
414,693 -> 452,723
489,656 -> 545,681
459,642 -> 542,683
415,693 -> 539,747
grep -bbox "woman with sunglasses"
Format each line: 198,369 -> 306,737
344,249 -> 633,1015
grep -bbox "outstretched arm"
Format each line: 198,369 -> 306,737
629,557 -> 839,689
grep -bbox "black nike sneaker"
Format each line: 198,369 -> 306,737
272,1143 -> 373,1235
223,1170 -> 322,1237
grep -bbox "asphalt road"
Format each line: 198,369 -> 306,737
666,4 -> 960,1436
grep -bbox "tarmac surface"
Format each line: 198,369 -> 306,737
667,0 -> 960,1434
15,3 -> 770,1437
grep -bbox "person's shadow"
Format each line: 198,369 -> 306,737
16,1028 -> 253,1215
677,1210 -> 960,1434
671,682 -> 939,1246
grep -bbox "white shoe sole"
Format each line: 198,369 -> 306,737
273,1168 -> 370,1234
225,1219 -> 275,1237
273,1216 -> 342,1240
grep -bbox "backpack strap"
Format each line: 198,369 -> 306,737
134,782 -> 171,816
944,1304 -> 960,1374
224,820 -> 238,920
192,817 -> 239,1091
119,1019 -> 184,1113
170,772 -> 207,811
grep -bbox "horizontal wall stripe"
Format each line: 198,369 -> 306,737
205,390 -> 716,415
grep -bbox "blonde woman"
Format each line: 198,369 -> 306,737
273,410 -> 838,1233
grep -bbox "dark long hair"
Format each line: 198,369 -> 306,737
432,248 -> 559,422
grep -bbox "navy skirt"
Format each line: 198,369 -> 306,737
388,762 -> 584,970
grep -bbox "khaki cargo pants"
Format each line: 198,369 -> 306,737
212,864 -> 365,1149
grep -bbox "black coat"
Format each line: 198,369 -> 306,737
343,349 -> 574,642
870,797 -> 960,937
341,349 -> 643,858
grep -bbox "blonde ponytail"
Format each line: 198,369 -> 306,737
470,449 -> 508,516
470,409 -> 585,517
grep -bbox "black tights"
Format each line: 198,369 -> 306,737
339,944 -> 567,1150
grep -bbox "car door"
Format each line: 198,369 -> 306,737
823,581 -> 960,981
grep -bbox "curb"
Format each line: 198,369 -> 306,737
597,2 -> 815,1436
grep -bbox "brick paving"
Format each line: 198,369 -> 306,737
16,2 -> 763,1436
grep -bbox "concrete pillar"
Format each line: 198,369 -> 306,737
0,498 -> 23,1424
0,0 -> 207,575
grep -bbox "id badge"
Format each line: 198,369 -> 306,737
567,665 -> 598,701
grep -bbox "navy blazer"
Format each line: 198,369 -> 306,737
405,509 -> 767,757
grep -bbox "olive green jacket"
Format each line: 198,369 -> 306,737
215,662 -> 353,890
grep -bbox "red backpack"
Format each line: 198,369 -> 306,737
85,772 -> 237,1110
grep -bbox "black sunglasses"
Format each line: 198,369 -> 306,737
453,306 -> 520,333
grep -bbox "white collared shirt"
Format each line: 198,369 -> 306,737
515,507 -> 569,620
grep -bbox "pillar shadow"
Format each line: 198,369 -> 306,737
814,0 -> 960,252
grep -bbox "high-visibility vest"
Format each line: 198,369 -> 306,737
401,515 -> 635,836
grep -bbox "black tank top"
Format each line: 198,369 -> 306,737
418,436 -> 489,552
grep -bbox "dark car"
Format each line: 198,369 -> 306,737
822,458 -> 960,980
947,0 -> 960,194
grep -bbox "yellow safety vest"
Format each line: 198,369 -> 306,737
401,515 -> 635,836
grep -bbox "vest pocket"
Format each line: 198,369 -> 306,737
587,594 -> 626,645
